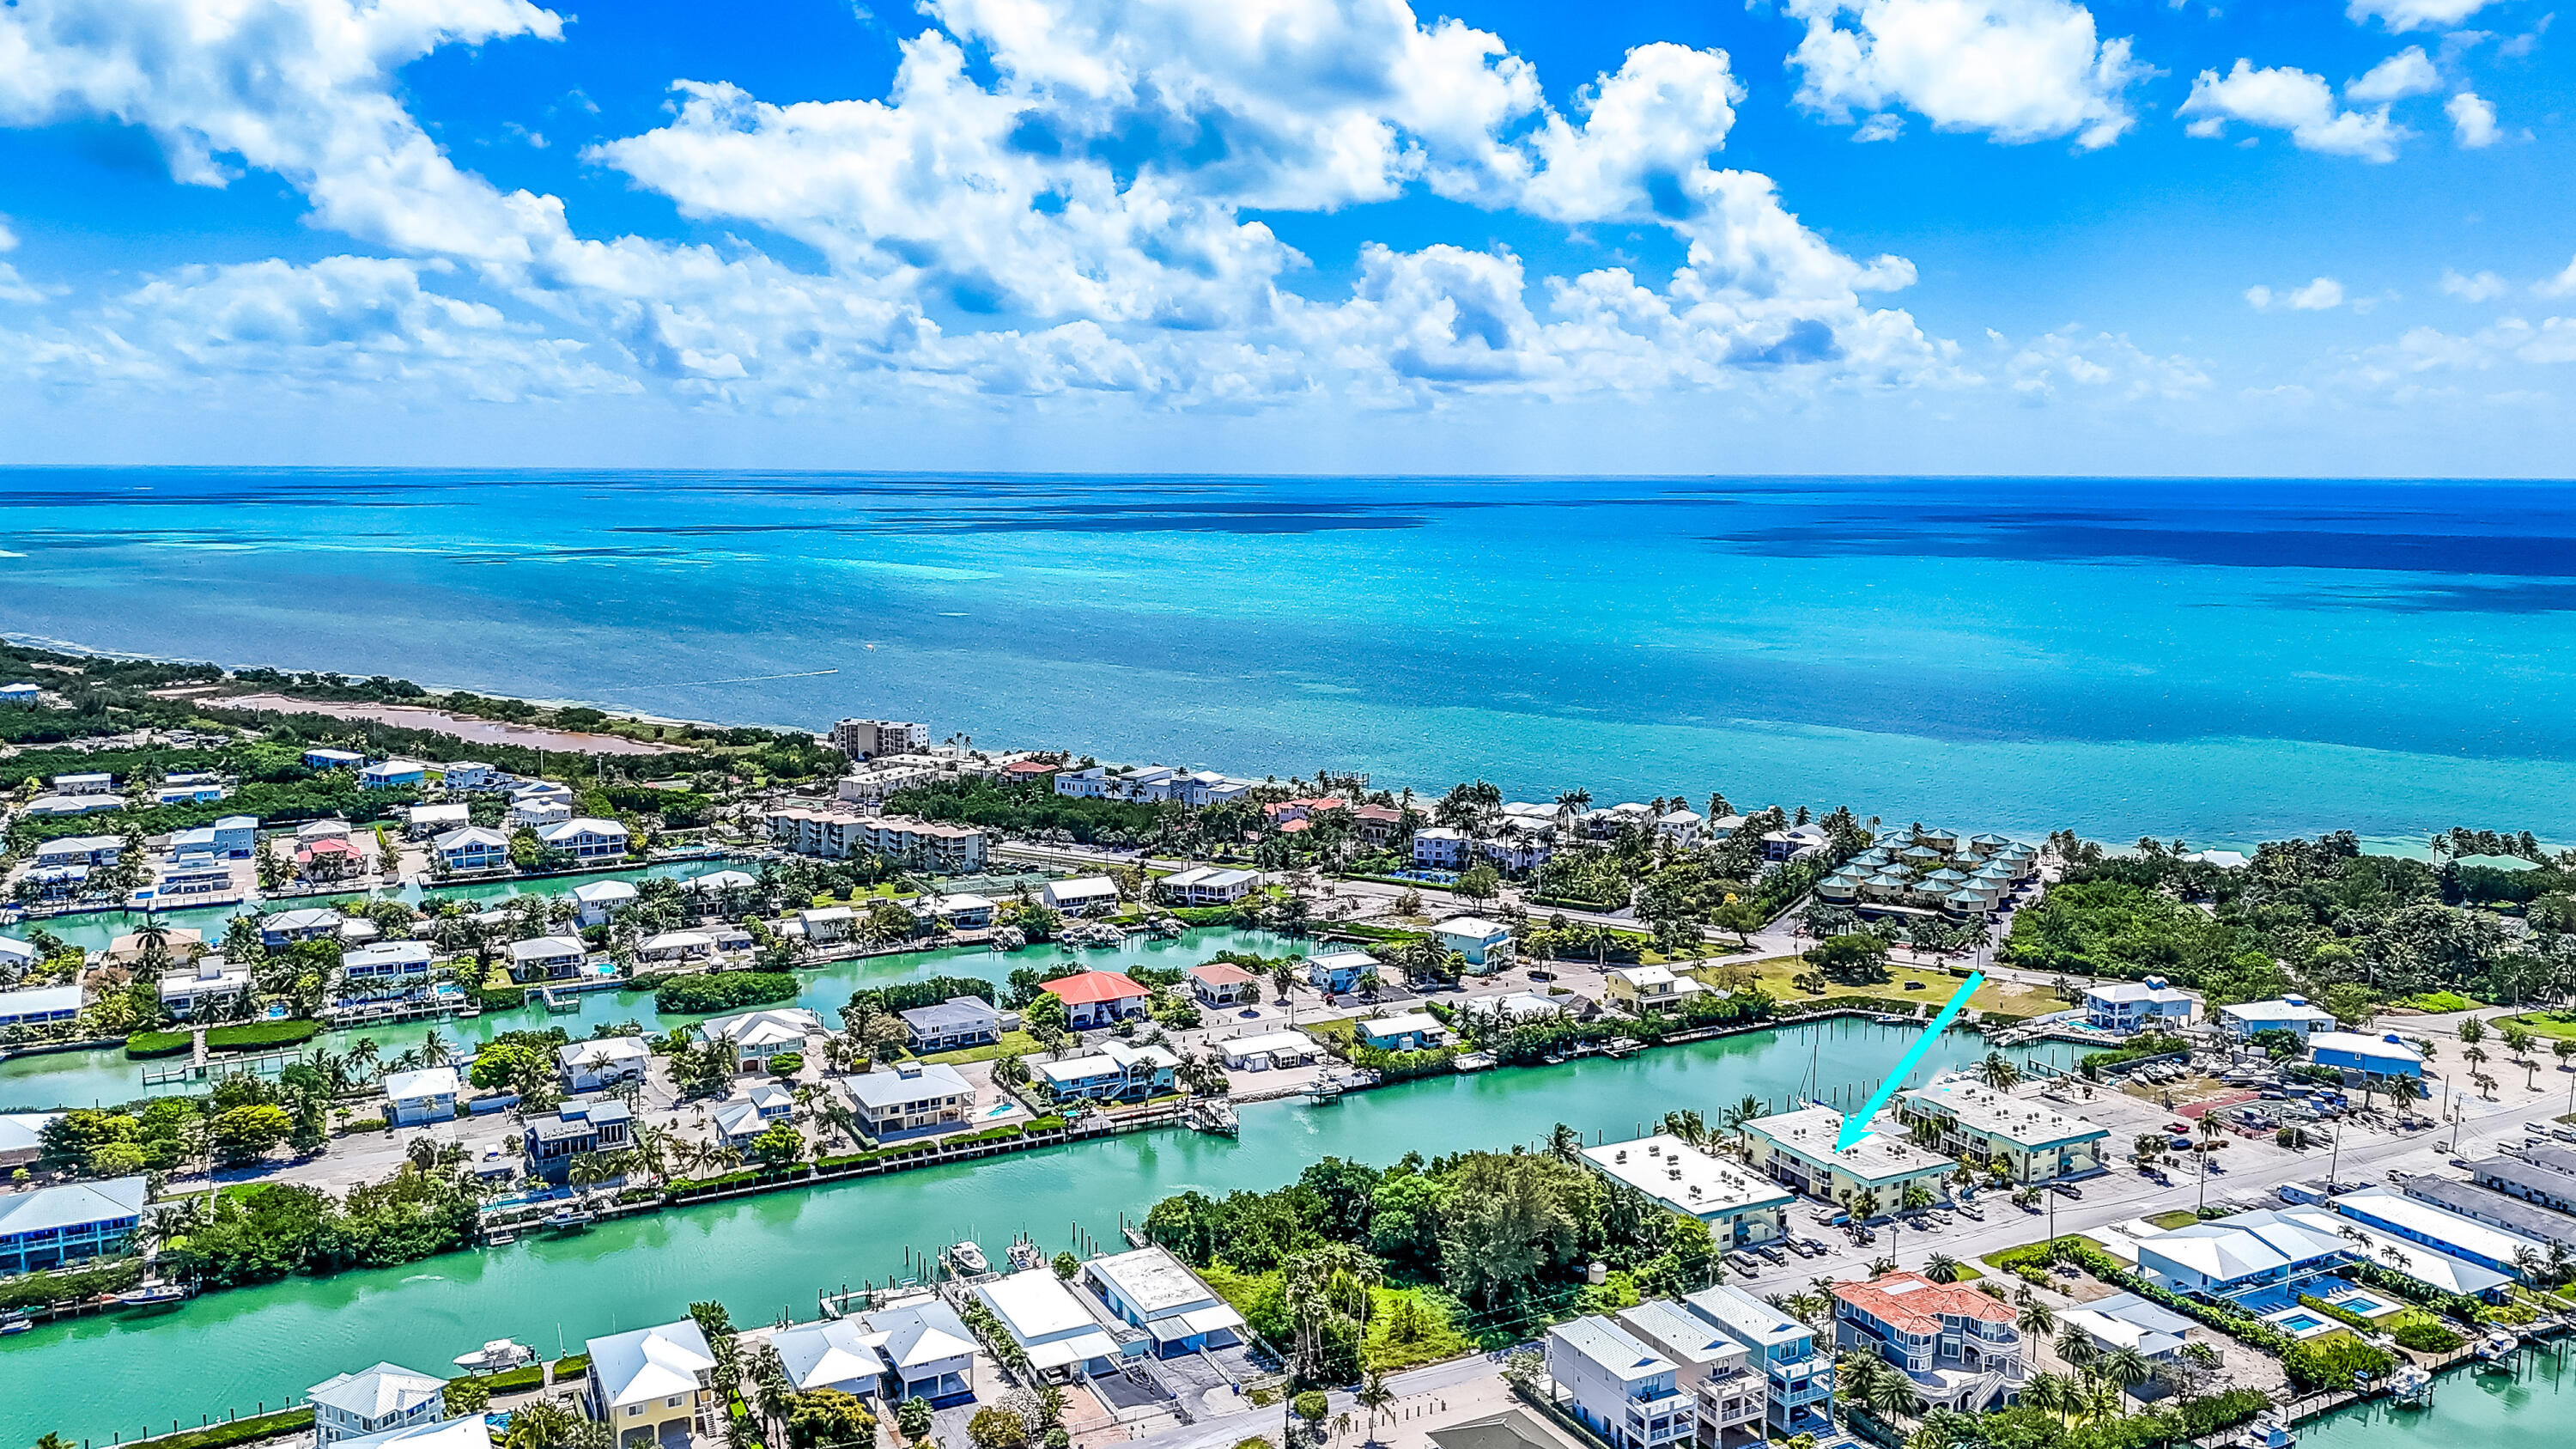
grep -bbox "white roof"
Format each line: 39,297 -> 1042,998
975,1270 -> 1120,1367
2056,1294 -> 2193,1358
2222,998 -> 2332,1023
508,935 -> 586,961
1468,991 -> 1564,1022
1308,948 -> 1378,971
1434,916 -> 1507,938
1681,1283 -> 1812,1350
1085,1245 -> 1225,1317
2285,1202 -> 2511,1295
345,941 -> 433,971
434,825 -> 510,849
861,1300 -> 978,1372
640,931 -> 715,953
685,869 -> 760,891
559,1037 -> 653,1068
842,1061 -> 973,1110
341,1419 -> 492,1449
538,817 -> 628,843
1044,875 -> 1118,898
0,1176 -> 146,1237
771,1318 -> 890,1392
1900,1075 -> 2110,1149
2331,1187 -> 2545,1268
1616,1300 -> 1750,1371
703,1008 -> 821,1048
308,1362 -> 446,1418
1583,1135 -> 1794,1220
1551,1318 -> 1674,1385
1359,1012 -> 1443,1038
405,802 -> 469,823
0,936 -> 41,965
381,1067 -> 459,1101
0,1112 -> 61,1158
1217,1030 -> 1322,1058
263,908 -> 343,932
587,1319 -> 717,1409
0,983 -> 84,1016
367,758 -> 428,774
1744,1105 -> 1954,1185
572,880 -> 639,904
1612,965 -> 1678,988
2138,1209 -> 2348,1283
2308,1032 -> 2425,1066
2086,981 -> 2195,1005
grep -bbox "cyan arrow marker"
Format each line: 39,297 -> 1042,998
1835,971 -> 1986,1151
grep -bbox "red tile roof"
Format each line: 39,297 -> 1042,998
1277,819 -> 1311,833
1831,1272 -> 2015,1335
1351,806 -> 1403,822
297,838 -> 361,859
1042,971 -> 1151,1005
1005,761 -> 1057,776
1188,963 -> 1259,986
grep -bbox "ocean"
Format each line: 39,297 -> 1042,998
5,468 -> 2576,850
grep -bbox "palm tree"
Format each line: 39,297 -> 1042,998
418,1026 -> 453,1066
2053,1325 -> 2099,1374
1355,1372 -> 1394,1444
1977,1052 -> 2020,1091
2021,1372 -> 2076,1426
2013,1289 -> 2057,1339
1546,1123 -> 1583,1164
1723,1096 -> 1765,1134
346,1037 -> 382,1085
1923,1252 -> 1962,1284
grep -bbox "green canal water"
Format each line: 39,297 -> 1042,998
0,1015 -> 2053,1445
2302,1342 -> 2574,1449
3,900 -> 1291,1111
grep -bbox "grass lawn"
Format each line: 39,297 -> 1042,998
1703,958 -> 2071,1017
918,1028 -> 1044,1066
1304,1018 -> 1361,1044
2147,1209 -> 2203,1230
1977,1233 -> 2104,1271
2397,991 -> 2482,1013
2501,1011 -> 2576,1042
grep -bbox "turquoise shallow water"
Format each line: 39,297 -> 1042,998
2303,1344 -> 2575,1449
0,1016 -> 2038,1446
10,471 -> 2576,848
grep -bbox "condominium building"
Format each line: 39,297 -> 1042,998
763,808 -> 988,871
1895,1075 -> 2109,1183
832,719 -> 931,759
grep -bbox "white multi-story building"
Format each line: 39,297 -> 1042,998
832,719 -> 931,759
2082,977 -> 2199,1036
1546,1318 -> 1694,1449
308,1363 -> 447,1446
762,808 -> 988,871
1580,1136 -> 1793,1248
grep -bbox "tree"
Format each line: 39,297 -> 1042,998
969,1408 -> 1029,1449
446,1379 -> 493,1416
1455,864 -> 1501,904
1923,1252 -> 1962,1283
896,1396 -> 934,1443
1805,934 -> 1890,985
745,1122 -> 805,1167
787,1391 -> 878,1449
209,1105 -> 295,1163
1054,1251 -> 1080,1280
499,1397 -> 609,1449
1024,990 -> 1070,1038
1976,1053 -> 2020,1091
1437,1154 -> 1584,1311
1355,1372 -> 1394,1442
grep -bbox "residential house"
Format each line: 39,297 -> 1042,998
1462,992 -> 1564,1027
1761,825 -> 1829,861
2052,1294 -> 2196,1365
1040,970 -> 1151,1029
974,1270 -> 1121,1380
582,1320 -> 717,1448
52,771 -> 113,795
1832,1271 -> 2025,1412
1613,1299 -> 1767,1447
1607,965 -> 1707,1013
1040,876 -> 1121,916
343,941 -> 434,990
1545,1317 -> 1692,1449
32,834 -> 123,870
169,815 -> 258,860
537,818 -> 630,861
559,1038 -> 653,1093
2133,1209 -> 2354,1304
0,983 -> 83,1028
441,761 -> 498,790
1351,805 -> 1404,843
1355,1013 -> 1447,1051
296,835 -> 365,880
309,1364 -> 447,1446
1895,1075 -> 2110,1183
1656,810 -> 1705,844
1677,1284 -> 1833,1438
152,782 -> 229,806
2218,996 -> 2336,1041
0,1175 -> 146,1275
403,802 -> 470,837
0,682 -> 39,706
898,997 -> 999,1053
798,906 -> 855,944
21,795 -> 125,818
105,926 -> 204,965
1412,827 -> 1471,869
151,859 -> 234,900
382,1067 -> 459,1127
841,1062 -> 976,1140
1078,1245 -> 1249,1356
261,907 -> 344,946
433,825 -> 511,874
700,1008 -> 822,1070
712,1085 -> 796,1146
2081,978 -> 2199,1036
1306,948 -> 1377,995
303,747 -> 366,770
160,955 -> 253,1020
1580,1136 -> 1794,1248
507,935 -> 589,982
509,797 -> 574,829
1434,916 -> 1514,971
0,935 -> 39,977
1215,1031 -> 1321,1070
573,879 -> 640,925
360,759 -> 429,789
1034,1041 -> 1180,1103
859,1300 -> 977,1403
1187,963 -> 1261,1007
1740,1106 -> 1954,1216
634,931 -> 716,968
524,1099 -> 635,1183
340,1420 -> 489,1449
1157,866 -> 1261,906
1481,831 -> 1554,873
770,1318 -> 890,1400
911,893 -> 997,930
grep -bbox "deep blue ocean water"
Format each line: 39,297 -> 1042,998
5,469 -> 2575,849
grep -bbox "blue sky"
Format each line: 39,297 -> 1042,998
0,0 -> 2569,475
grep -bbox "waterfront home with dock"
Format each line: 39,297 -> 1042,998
1034,1041 -> 1179,1103
635,931 -> 716,967
2051,1293 -> 2196,1365
0,1174 -> 145,1275
382,1067 -> 459,1127
583,1319 -> 717,1447
701,1008 -> 822,1071
2132,1210 -> 2352,1304
1215,1030 -> 1321,1069
508,935 -> 589,981
526,1099 -> 635,1182
262,907 -> 343,945
2328,1185 -> 2546,1279
975,1269 -> 1121,1381
840,1062 -> 975,1139
2081,978 -> 2199,1036
1832,1271 -> 2024,1412
1741,1106 -> 1953,1214
160,954 -> 253,1019
911,892 -> 997,929
860,1300 -> 978,1403
1158,866 -> 1262,905
1040,876 -> 1121,916
344,941 -> 434,992
1188,962 -> 1261,1007
309,1363 -> 446,1446
433,826 -> 510,874
898,996 -> 999,1053
0,983 -> 83,1028
560,1037 -> 653,1093
1895,1075 -> 2109,1183
1356,1012 -> 1448,1051
1078,1245 -> 1248,1355
1040,970 -> 1150,1028
769,1318 -> 889,1400
538,817 -> 631,861
1580,1135 -> 1794,1247
1307,948 -> 1377,994
572,879 -> 638,924
1606,965 -> 1705,1012
2218,996 -> 2336,1041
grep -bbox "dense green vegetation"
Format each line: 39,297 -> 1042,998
2005,831 -> 2576,1006
888,777 -> 1170,844
161,1169 -> 483,1288
126,1020 -> 323,1059
654,971 -> 799,1015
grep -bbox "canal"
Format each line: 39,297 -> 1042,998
2303,1339 -> 2573,1449
1,1015 -> 2046,1446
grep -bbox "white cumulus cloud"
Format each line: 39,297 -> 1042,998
2347,0 -> 2504,32
2440,268 -> 2507,301
2537,257 -> 2576,299
2446,90 -> 2501,147
1779,0 -> 2146,149
2178,60 -> 2409,161
2246,277 -> 2347,311
2344,47 -> 2440,102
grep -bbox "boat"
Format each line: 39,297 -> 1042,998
116,1284 -> 189,1310
2238,1412 -> 2295,1449
1304,1075 -> 1346,1104
453,1339 -> 537,1374
942,1241 -> 990,1275
1453,1051 -> 1497,1072
1006,1239 -> 1046,1272
1184,1099 -> 1240,1135
542,1207 -> 595,1233
2387,1363 -> 2432,1405
485,1231 -> 518,1247
0,1311 -> 33,1336
2475,1330 -> 2518,1367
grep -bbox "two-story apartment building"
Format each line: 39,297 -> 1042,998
1895,1075 -> 2109,1184
1546,1318 -> 1692,1449
1579,1136 -> 1794,1249
841,1062 -> 975,1140
1034,1041 -> 1179,1103
898,996 -> 999,1053
1832,1271 -> 2024,1413
0,1175 -> 147,1275
1741,1106 -> 1954,1216
762,807 -> 987,870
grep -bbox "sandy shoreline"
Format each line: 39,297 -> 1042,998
209,692 -> 687,756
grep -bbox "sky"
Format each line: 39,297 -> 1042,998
0,0 -> 2571,476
